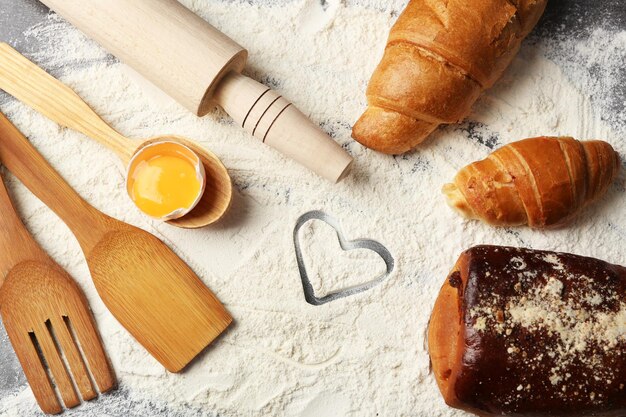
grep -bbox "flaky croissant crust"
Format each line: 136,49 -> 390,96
443,136 -> 621,228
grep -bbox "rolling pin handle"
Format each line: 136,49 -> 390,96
214,72 -> 353,183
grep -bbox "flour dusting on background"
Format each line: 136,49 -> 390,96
0,0 -> 624,416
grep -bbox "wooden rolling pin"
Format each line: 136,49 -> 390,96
38,0 -> 353,183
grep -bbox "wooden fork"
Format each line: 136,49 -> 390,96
0,172 -> 115,414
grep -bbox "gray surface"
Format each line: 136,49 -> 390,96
1,0 -> 626,415
0,0 -> 48,49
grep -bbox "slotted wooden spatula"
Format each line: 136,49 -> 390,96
0,171 -> 115,414
0,111 -> 232,372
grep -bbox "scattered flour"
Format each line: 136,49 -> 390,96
0,0 -> 624,416
507,277 -> 625,352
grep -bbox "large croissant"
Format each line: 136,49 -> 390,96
352,0 -> 547,154
443,137 -> 621,228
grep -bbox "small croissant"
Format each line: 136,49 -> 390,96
443,137 -> 621,228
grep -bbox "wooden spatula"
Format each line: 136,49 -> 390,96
0,172 -> 115,414
0,111 -> 232,372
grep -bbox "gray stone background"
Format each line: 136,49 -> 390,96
1,0 -> 625,415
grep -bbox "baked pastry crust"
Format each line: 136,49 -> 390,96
352,0 -> 548,154
429,245 -> 626,417
443,137 -> 621,228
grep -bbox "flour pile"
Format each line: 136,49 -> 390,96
0,0 -> 624,416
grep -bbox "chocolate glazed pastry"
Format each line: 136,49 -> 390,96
428,246 -> 626,417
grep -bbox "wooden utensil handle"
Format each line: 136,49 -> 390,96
213,72 -> 353,183
0,175 -> 49,284
0,43 -> 134,161
0,112 -> 109,251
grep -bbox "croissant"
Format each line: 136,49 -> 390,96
352,0 -> 547,154
443,137 -> 621,228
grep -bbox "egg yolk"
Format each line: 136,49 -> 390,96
129,152 -> 202,218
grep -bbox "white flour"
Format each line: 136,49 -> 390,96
0,0 -> 625,416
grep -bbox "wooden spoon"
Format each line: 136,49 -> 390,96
0,111 -> 232,373
0,172 -> 115,414
0,42 -> 231,229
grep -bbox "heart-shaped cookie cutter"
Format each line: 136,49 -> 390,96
293,210 -> 395,306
